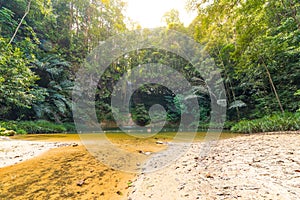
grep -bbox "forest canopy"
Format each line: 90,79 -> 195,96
0,0 -> 299,132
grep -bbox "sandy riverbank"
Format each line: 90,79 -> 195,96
0,139 -> 135,200
0,134 -> 167,200
0,136 -> 77,168
1,132 -> 300,199
128,132 -> 300,200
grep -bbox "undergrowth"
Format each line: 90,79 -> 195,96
231,112 -> 300,133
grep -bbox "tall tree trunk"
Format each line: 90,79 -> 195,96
69,1 -> 73,33
75,5 -> 79,36
8,0 -> 32,45
217,47 -> 241,120
262,60 -> 284,113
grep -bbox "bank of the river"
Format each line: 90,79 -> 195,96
128,131 -> 300,200
0,136 -> 77,168
0,132 -> 241,199
3,132 -> 299,199
0,135 -> 135,200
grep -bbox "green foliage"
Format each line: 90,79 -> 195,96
0,7 -> 18,35
0,0 -> 128,124
61,122 -> 76,133
231,112 -> 300,133
131,104 -> 150,126
0,128 -> 16,136
189,0 -> 300,119
0,36 -> 39,119
0,126 -> 7,136
223,121 -> 236,130
165,95 -> 181,123
295,90 -> 300,112
0,120 -> 75,134
30,55 -> 73,122
0,0 -> 299,133
229,100 -> 247,110
162,9 -> 186,32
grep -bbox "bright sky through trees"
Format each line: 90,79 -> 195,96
124,0 -> 197,28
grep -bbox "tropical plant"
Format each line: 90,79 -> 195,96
0,120 -> 74,134
131,104 -> 150,126
0,36 -> 39,119
295,90 -> 300,112
30,55 -> 73,122
189,0 -> 300,120
231,112 -> 300,133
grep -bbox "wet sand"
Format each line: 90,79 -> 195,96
0,143 -> 134,200
0,133 -> 170,200
0,132 -> 243,199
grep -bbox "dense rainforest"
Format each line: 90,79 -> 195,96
0,0 -> 299,134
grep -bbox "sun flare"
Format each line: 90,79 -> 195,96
124,0 -> 197,28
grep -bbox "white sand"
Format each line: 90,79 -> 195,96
128,133 -> 300,200
0,136 -> 76,168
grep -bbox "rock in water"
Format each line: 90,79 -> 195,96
156,141 -> 164,144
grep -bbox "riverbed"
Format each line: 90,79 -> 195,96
0,132 -> 251,199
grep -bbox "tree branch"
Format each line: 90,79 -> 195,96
8,0 -> 32,46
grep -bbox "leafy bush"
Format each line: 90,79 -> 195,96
231,112 -> 300,133
31,56 -> 73,122
0,127 -> 7,136
0,129 -> 16,136
131,104 -> 150,126
61,122 -> 76,133
18,121 -> 66,133
0,125 -> 17,136
223,121 -> 236,130
0,120 -> 76,134
0,36 -> 39,119
295,90 -> 300,112
0,121 -> 17,131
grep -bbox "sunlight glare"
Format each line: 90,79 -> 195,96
124,0 -> 197,28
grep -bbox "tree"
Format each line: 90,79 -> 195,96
30,56 -> 73,122
0,0 -> 128,122
8,0 -> 32,45
162,9 -> 186,32
0,37 -> 39,119
189,0 -> 300,119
